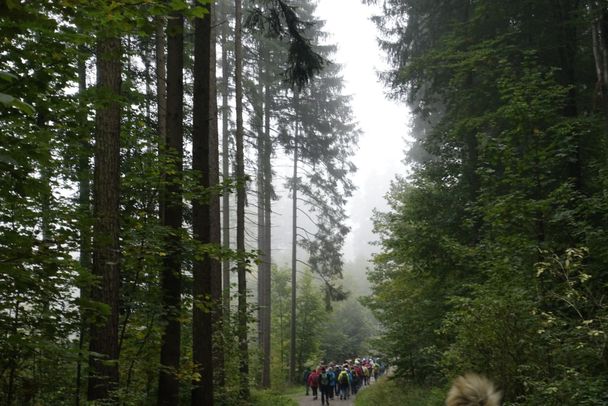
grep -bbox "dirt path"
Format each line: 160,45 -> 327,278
295,391 -> 355,406
295,381 -> 376,406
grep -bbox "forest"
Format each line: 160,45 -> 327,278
2,0 -> 608,405
1,0 -> 377,405
365,0 -> 608,405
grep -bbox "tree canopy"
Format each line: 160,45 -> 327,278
367,1 -> 608,403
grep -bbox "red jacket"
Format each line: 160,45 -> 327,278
307,371 -> 320,388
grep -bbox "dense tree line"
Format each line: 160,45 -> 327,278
0,0 -> 360,404
367,1 -> 608,404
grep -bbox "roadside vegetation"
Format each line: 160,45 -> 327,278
251,389 -> 298,406
355,377 -> 444,406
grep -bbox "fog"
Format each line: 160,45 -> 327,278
269,0 -> 410,277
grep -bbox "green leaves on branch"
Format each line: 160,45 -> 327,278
246,0 -> 325,90
0,71 -> 34,115
368,0 -> 608,402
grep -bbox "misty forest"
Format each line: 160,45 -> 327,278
2,0 -> 608,405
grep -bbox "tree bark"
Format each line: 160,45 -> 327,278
192,2 -> 214,404
593,4 -> 608,120
260,48 -> 273,389
256,48 -> 266,388
221,0 -> 231,336
209,0 -> 224,392
289,92 -> 299,384
158,11 -> 184,406
235,0 -> 250,399
87,35 -> 121,402
75,43 -> 90,406
156,17 -> 167,149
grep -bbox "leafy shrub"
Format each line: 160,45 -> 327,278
355,377 -> 444,406
250,389 -> 298,406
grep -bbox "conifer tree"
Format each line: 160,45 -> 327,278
234,0 -> 250,400
192,1 -> 213,404
158,9 -> 184,406
272,2 -> 358,381
87,33 -> 122,403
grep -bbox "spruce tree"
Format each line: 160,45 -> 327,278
158,9 -> 184,406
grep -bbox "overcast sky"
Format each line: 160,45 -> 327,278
315,0 -> 410,261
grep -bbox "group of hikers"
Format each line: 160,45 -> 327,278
303,358 -> 386,405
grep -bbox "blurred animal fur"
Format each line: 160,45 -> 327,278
446,373 -> 502,406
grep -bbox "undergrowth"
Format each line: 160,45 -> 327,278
251,389 -> 298,406
355,377 -> 444,406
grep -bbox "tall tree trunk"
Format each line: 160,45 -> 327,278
158,11 -> 184,406
7,301 -> 20,406
260,49 -> 272,389
209,1 -> 224,391
156,17 -> 167,149
221,0 -> 232,328
87,35 -> 121,402
592,3 -> 608,121
262,88 -> 273,389
75,44 -> 90,406
219,2 -> 232,392
289,92 -> 299,384
192,2 -> 213,404
256,49 -> 266,387
235,0 -> 250,399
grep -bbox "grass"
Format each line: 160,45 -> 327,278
355,377 -> 445,406
279,384 -> 307,397
251,388 -> 298,406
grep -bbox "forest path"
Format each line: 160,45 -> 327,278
295,381 -> 377,406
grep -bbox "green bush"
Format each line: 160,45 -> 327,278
355,377 -> 444,406
251,389 -> 298,406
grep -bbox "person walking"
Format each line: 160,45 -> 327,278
319,366 -> 332,406
327,366 -> 336,400
337,366 -> 350,400
303,367 -> 311,395
308,368 -> 320,400
351,367 -> 360,395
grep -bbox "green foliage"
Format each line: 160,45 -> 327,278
0,71 -> 34,115
295,271 -> 329,370
250,388 -> 298,406
270,267 -> 293,387
270,267 -> 330,385
0,0 -> 351,403
320,296 -> 376,363
246,0 -> 325,89
355,377 -> 444,406
277,20 -> 358,304
368,0 -> 608,404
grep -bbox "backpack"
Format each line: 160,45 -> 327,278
339,372 -> 349,384
320,372 -> 329,386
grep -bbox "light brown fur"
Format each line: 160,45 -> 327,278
446,373 -> 502,406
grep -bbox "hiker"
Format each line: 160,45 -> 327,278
303,367 -> 311,395
338,366 -> 350,400
319,366 -> 332,406
308,368 -> 320,400
373,363 -> 379,382
333,365 -> 341,397
327,366 -> 336,400
351,367 -> 360,395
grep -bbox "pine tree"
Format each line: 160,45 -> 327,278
158,9 -> 184,406
192,1 -> 213,404
234,0 -> 250,400
88,34 -> 122,402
